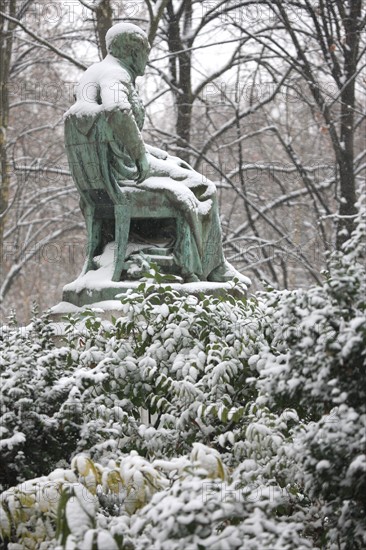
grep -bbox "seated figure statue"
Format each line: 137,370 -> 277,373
64,22 -> 244,284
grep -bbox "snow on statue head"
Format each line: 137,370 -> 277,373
106,22 -> 150,59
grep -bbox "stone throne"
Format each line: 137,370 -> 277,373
64,114 -> 199,284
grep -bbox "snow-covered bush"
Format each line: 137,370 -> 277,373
0,278 -> 265,488
0,443 -> 312,550
291,405 -> 366,548
254,195 -> 366,548
0,196 -> 365,549
256,193 -> 365,418
0,310 -> 82,490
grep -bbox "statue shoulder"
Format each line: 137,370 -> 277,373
78,60 -> 104,86
64,57 -> 133,119
64,61 -> 105,118
76,57 -> 131,90
99,55 -> 132,87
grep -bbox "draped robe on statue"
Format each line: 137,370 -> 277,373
64,49 -> 234,282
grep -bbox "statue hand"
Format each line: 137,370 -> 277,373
135,153 -> 149,184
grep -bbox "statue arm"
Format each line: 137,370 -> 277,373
101,81 -> 149,183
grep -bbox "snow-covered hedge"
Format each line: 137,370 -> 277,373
1,199 -> 365,549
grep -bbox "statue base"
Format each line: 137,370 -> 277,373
60,278 -> 247,310
48,281 -> 247,342
48,276 -> 249,342
60,241 -> 250,309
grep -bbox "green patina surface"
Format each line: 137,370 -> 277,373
63,23 -> 244,305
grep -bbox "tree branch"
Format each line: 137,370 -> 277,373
0,11 -> 87,70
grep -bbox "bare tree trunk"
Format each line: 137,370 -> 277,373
0,0 -> 16,283
336,0 -> 360,247
175,52 -> 192,164
166,0 -> 193,164
95,0 -> 113,59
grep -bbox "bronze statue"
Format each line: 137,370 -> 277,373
64,22 -> 243,286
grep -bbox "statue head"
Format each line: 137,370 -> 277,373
106,23 -> 150,77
